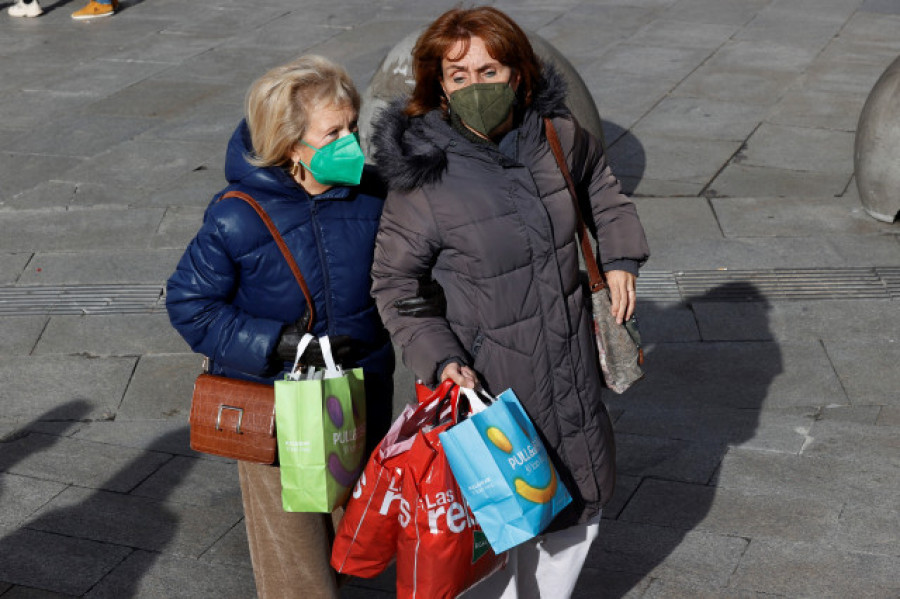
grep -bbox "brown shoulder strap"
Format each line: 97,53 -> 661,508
544,117 -> 605,292
221,190 -> 315,332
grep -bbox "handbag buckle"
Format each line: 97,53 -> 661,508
216,405 -> 244,434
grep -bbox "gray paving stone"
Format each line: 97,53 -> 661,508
581,69 -> 674,131
73,421 -> 195,456
730,538 -> 900,597
692,300 -> 900,343
3,434 -> 170,492
715,448 -> 900,510
12,115 -> 156,159
151,206 -> 207,249
614,407 -> 816,453
535,5 -> 641,59
620,479 -> 840,543
672,63 -> 801,105
84,78 -> 233,121
708,163 -> 852,198
138,100 -> 243,146
614,432 -> 725,484
131,456 -> 244,512
658,0 -> 771,27
198,520 -> 251,567
616,134 -> 743,185
34,315 -> 186,357
0,529 -> 130,596
633,96 -> 767,142
0,474 -> 66,530
803,419 -> 900,462
117,353 -> 199,421
0,317 -> 47,356
28,59 -> 171,98
767,88 -> 869,132
641,234 -> 900,271
572,568 -> 650,599
736,7 -> 845,48
0,153 -> 84,200
590,519 -> 748,587
0,208 -> 166,252
0,91 -> 94,131
640,579 -> 769,598
83,550 -> 255,599
631,197 -> 723,245
820,405 -> 881,424
829,503 -> 900,556
616,341 -> 845,409
633,300 -> 701,344
626,18 -> 738,50
2,181 -> 129,212
19,248 -> 182,285
146,167 -> 227,208
0,586 -> 78,599
738,123 -> 856,175
57,138 -> 220,191
27,486 -> 242,557
0,355 -> 135,421
711,195 -> 889,237
877,406 -> 900,426
626,176 -> 706,198
826,339 -> 900,403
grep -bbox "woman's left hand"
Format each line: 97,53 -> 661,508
605,270 -> 636,324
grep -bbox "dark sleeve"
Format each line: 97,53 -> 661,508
165,214 -> 284,376
558,116 -> 650,270
370,188 -> 467,385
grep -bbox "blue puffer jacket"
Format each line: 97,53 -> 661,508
166,120 -> 394,387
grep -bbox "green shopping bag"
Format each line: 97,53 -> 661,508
274,335 -> 366,512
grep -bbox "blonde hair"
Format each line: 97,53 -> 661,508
244,55 -> 360,168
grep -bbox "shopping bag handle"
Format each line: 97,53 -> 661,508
318,335 -> 341,376
459,387 -> 492,415
288,334 -> 317,379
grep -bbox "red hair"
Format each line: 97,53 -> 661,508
406,6 -> 541,117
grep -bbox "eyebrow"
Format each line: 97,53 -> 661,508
444,62 -> 500,74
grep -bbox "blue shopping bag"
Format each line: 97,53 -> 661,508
439,387 -> 572,553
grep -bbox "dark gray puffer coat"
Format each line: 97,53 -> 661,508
370,67 -> 650,524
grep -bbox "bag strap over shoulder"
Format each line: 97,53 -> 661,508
220,190 -> 315,332
544,117 -> 606,293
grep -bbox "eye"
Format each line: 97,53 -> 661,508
484,69 -> 497,78
452,75 -> 466,84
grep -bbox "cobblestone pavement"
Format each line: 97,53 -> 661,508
1,0 -> 898,597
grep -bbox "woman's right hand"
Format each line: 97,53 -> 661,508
440,362 -> 478,389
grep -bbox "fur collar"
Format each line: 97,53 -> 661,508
372,63 -> 570,191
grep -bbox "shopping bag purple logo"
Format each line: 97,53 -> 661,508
440,388 -> 571,553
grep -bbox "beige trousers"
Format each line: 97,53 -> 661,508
238,461 -> 343,599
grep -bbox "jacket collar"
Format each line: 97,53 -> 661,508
371,63 -> 570,191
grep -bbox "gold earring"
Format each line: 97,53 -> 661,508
290,161 -> 301,178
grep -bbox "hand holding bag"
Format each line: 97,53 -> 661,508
275,334 -> 367,512
544,118 -> 644,394
188,190 -> 315,463
440,387 -> 572,554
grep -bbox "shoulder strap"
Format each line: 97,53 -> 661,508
544,117 -> 605,292
220,190 -> 315,332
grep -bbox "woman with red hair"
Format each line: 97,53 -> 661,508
371,7 -> 650,597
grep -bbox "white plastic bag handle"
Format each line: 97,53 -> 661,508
459,387 -> 493,415
288,334 -> 317,380
318,335 -> 343,378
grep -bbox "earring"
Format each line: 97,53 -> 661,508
290,161 -> 301,178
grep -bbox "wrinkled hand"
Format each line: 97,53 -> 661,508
439,362 -> 478,389
394,277 -> 447,318
605,270 -> 636,324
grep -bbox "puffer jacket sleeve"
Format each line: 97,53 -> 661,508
166,216 -> 284,376
371,187 -> 467,385
559,116 -> 650,269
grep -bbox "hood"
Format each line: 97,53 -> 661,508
371,63 -> 570,191
224,120 -> 297,192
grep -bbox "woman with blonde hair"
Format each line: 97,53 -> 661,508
166,54 -> 438,598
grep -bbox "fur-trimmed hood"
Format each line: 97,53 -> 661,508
371,63 -> 570,191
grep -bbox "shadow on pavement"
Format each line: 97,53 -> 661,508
575,282 -> 781,597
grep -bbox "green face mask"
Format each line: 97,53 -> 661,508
447,82 -> 517,137
300,131 -> 365,186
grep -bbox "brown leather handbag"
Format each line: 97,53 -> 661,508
188,190 -> 314,463
545,118 -> 644,394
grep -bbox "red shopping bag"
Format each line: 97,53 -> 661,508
396,414 -> 507,598
331,380 -> 459,577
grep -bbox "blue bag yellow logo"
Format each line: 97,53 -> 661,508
485,427 -> 558,504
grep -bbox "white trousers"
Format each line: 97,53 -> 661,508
461,513 -> 602,599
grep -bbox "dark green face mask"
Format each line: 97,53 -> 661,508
447,82 -> 517,137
